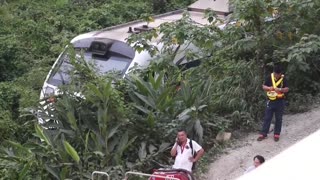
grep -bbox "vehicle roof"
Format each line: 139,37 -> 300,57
71,4 -> 227,43
188,0 -> 232,14
95,11 -> 210,41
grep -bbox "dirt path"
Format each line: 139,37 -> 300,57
204,106 -> 320,180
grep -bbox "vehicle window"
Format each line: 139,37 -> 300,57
47,39 -> 135,87
47,53 -> 73,86
91,54 -> 131,75
108,41 -> 135,59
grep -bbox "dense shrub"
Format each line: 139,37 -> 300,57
0,0 -> 320,178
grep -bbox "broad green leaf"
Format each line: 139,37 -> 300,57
85,131 -> 90,152
102,81 -> 112,99
18,162 -> 31,180
138,142 -> 147,160
107,137 -> 119,153
107,124 -> 121,139
194,119 -> 204,143
116,132 -> 129,153
131,75 -> 150,95
148,144 -> 157,154
198,105 -> 208,111
148,72 -> 157,89
60,167 -> 69,180
90,132 -> 102,151
133,92 -> 156,108
66,112 -> 78,131
159,142 -> 171,152
5,140 -> 31,154
45,164 -> 60,180
35,124 -> 50,146
118,134 -> 137,156
147,113 -> 155,127
132,104 -> 151,114
154,72 -> 164,90
87,83 -> 103,101
177,108 -> 192,121
63,140 -> 80,163
93,151 -> 105,157
156,88 -> 173,110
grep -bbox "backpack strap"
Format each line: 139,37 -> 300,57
189,139 -> 197,171
189,139 -> 195,157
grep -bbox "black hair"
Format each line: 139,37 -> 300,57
273,65 -> 282,74
254,155 -> 265,164
177,129 -> 187,134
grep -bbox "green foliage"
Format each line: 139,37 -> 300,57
282,34 -> 320,94
0,0 -> 193,178
0,82 -> 20,116
0,0 -> 194,81
286,93 -> 316,113
225,0 -> 320,108
0,110 -> 17,142
0,140 -> 48,179
0,80 -> 40,143
2,82 -> 132,178
151,0 -> 196,13
126,72 -> 182,168
128,0 -> 320,144
0,83 -> 20,142
8,59 -> 136,178
1,0 -> 320,178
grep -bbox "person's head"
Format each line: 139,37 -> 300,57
177,129 -> 188,143
253,155 -> 265,167
273,65 -> 283,79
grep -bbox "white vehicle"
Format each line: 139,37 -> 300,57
39,2 -> 229,100
40,37 -> 146,99
38,1 -> 231,126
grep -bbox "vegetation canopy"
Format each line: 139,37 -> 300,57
0,0 -> 320,179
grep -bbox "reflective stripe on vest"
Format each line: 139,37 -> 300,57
271,73 -> 284,88
267,73 -> 284,100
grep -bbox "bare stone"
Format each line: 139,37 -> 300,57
216,132 -> 232,142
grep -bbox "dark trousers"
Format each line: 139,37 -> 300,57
260,99 -> 285,136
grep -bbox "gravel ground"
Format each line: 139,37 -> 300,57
203,106 -> 320,180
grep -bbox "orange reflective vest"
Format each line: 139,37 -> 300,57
267,73 -> 285,100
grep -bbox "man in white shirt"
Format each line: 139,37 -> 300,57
170,130 -> 205,172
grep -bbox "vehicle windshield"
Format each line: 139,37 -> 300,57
47,53 -> 73,86
47,39 -> 135,86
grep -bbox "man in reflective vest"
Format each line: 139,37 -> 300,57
257,65 -> 289,142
